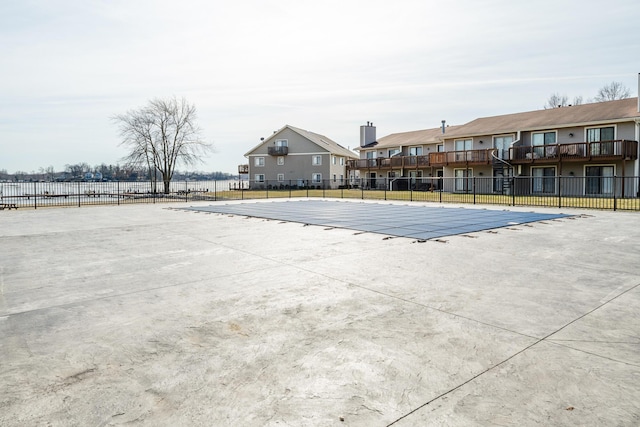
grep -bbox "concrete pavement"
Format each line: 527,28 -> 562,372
1,199 -> 638,426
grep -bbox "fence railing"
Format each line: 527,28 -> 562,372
0,180 -> 221,209
2,176 -> 639,211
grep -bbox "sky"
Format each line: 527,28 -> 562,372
1,0 -> 639,175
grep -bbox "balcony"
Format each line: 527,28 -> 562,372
346,141 -> 639,171
268,146 -> 289,156
238,164 -> 249,174
347,155 -> 431,170
346,150 -> 496,170
510,140 -> 638,164
429,149 -> 494,167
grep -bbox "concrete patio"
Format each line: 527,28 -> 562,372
1,199 -> 638,426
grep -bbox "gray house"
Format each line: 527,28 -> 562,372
243,125 -> 358,189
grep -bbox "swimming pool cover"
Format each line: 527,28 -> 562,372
185,200 -> 570,240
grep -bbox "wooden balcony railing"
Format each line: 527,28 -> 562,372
510,140 -> 638,163
346,155 -> 432,170
346,150 -> 495,169
429,149 -> 494,166
238,164 -> 249,174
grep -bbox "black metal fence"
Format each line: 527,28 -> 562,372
0,180 -> 220,209
2,176 -> 639,211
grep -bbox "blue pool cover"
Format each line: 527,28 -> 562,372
185,200 -> 571,240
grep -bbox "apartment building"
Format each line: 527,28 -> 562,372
243,125 -> 358,189
348,98 -> 640,197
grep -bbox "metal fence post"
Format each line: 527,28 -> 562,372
512,176 -> 516,206
558,176 -> 562,209
77,181 -> 81,207
384,178 -> 387,201
473,176 -> 476,205
117,181 -> 120,205
613,175 -> 617,211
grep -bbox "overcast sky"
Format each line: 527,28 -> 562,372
1,0 -> 639,174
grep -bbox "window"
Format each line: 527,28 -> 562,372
409,146 -> 423,156
494,135 -> 514,160
532,167 -> 556,194
454,169 -> 472,192
332,156 -> 337,165
454,139 -> 472,162
254,157 -> 265,167
493,168 -> 506,193
312,155 -> 322,165
275,139 -> 288,147
312,173 -> 322,183
365,151 -> 377,159
585,166 -> 614,195
532,132 -> 556,146
388,148 -> 400,157
333,174 -> 337,182
277,157 -> 284,165
254,174 -> 265,183
587,127 -> 615,155
455,139 -> 472,151
437,144 -> 444,152
368,172 -> 377,189
409,170 -> 423,188
340,174 -> 344,183
340,157 -> 344,166
277,173 -> 284,182
586,127 -> 614,142
532,132 -> 557,158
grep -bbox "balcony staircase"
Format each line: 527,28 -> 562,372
492,149 -> 514,195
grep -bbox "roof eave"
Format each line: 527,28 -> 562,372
442,117 -> 640,139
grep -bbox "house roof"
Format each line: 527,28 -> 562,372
357,125 -> 463,151
443,97 -> 640,138
244,125 -> 358,159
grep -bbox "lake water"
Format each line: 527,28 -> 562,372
0,180 -> 248,207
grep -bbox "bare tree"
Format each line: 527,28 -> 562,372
113,97 -> 212,194
544,93 -> 569,109
65,162 -> 90,180
593,81 -> 631,102
544,81 -> 631,109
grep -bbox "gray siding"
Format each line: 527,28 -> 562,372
247,128 -> 351,188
